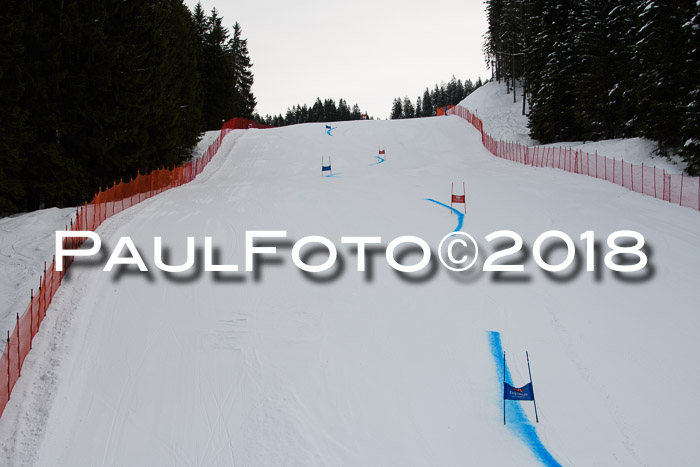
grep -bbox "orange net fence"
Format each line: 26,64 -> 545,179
447,105 -> 700,211
0,117 -> 271,418
436,105 -> 455,116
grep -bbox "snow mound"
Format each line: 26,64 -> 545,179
191,131 -> 221,161
459,81 -> 534,146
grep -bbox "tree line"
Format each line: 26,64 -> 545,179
484,0 -> 700,174
0,0 -> 256,215
253,98 -> 372,127
390,76 -> 483,119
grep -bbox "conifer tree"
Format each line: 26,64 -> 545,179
634,0 -> 695,155
352,104 -> 362,120
403,97 -> 415,118
0,0 -> 29,213
486,0 -> 699,172
573,0 -> 625,140
678,2 -> 700,174
422,88 -> 433,117
229,22 -> 256,118
323,98 -> 337,121
201,8 -> 236,129
338,98 -> 351,120
22,0 -> 77,208
390,98 -> 403,119
0,0 -> 211,213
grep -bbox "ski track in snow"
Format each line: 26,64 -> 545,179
368,155 -> 385,166
424,198 -> 465,232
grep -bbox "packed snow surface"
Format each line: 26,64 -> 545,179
0,117 -> 699,466
460,81 -> 687,173
191,130 -> 221,161
460,81 -> 536,146
0,208 -> 75,334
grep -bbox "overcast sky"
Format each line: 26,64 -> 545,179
185,0 -> 490,120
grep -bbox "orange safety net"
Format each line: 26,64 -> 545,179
447,105 -> 700,212
436,105 -> 456,116
0,117 -> 271,418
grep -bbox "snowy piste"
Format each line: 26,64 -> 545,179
0,118 -> 699,466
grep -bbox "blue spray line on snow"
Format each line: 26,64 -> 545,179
425,198 -> 464,232
487,331 -> 562,467
326,126 -> 338,136
368,155 -> 385,166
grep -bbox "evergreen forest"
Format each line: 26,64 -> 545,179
483,0 -> 700,173
0,1 -> 256,214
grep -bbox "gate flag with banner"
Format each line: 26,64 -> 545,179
503,351 -> 539,424
504,382 -> 534,401
451,182 -> 467,214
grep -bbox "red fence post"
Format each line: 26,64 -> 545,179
50,256 -> 55,313
604,156 -> 607,180
42,261 -> 47,312
29,289 -> 33,348
586,152 -> 589,176
39,275 -> 44,320
557,147 -> 561,169
631,163 -> 634,191
101,188 -> 106,224
595,151 -> 598,179
15,314 -> 20,377
663,169 -> 666,201
680,173 -> 684,206
6,332 -> 10,398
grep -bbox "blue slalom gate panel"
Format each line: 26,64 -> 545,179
487,331 -> 562,467
504,382 -> 535,401
322,156 -> 333,176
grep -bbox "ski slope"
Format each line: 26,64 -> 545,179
1,116 -> 699,466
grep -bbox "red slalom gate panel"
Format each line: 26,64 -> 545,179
451,182 -> 467,214
0,117 -> 270,419
446,105 -> 700,212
